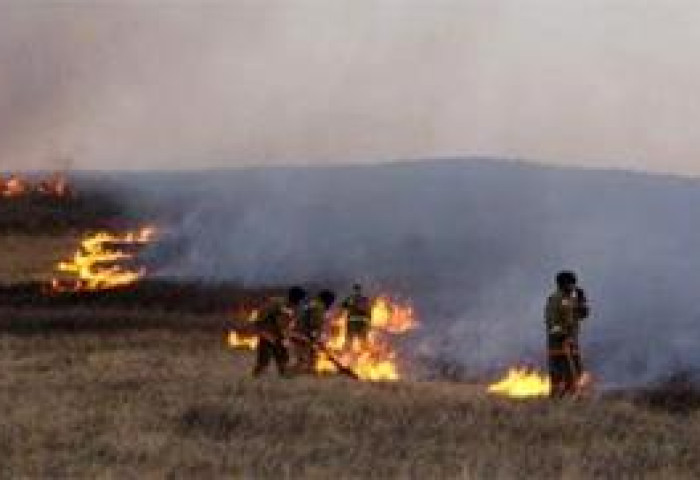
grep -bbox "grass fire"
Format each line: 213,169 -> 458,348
50,227 -> 157,292
487,368 -> 551,398
2,166 -> 700,479
228,295 -> 416,381
3,0 -> 700,474
0,172 -> 73,199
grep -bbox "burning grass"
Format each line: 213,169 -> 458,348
0,172 -> 72,199
487,367 -> 551,398
2,330 -> 700,479
228,296 -> 417,381
51,227 -> 157,292
2,230 -> 700,477
0,178 -> 124,234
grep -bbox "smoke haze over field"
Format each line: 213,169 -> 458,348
2,1 -> 700,175
4,1 -> 700,386
117,160 -> 700,386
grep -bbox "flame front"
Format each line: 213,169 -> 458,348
1,173 -> 72,198
316,296 -> 416,381
227,296 -> 417,381
370,297 -> 416,333
51,227 -> 156,292
487,368 -> 551,398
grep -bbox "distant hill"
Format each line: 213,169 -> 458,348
91,158 -> 700,387
6,158 -> 700,386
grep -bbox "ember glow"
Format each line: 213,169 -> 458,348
228,310 -> 260,350
228,296 -> 417,381
1,173 -> 72,199
51,227 -> 156,291
487,368 -> 551,398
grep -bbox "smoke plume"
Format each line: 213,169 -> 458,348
2,2 -> 700,175
117,159 -> 700,387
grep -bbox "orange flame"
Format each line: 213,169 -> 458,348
228,332 -> 259,350
227,296 -> 417,381
228,310 -> 260,350
487,368 -> 551,398
488,367 -> 594,399
51,227 -> 156,292
1,173 -> 72,198
316,297 -> 415,381
1,175 -> 29,198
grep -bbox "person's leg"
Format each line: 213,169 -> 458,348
272,341 -> 290,376
346,321 -> 359,349
563,338 -> 581,395
562,349 -> 578,396
307,344 -> 318,373
253,339 -> 273,376
302,343 -> 316,373
289,335 -> 306,372
359,321 -> 370,345
571,339 -> 583,379
548,334 -> 568,398
291,338 -> 312,373
549,356 -> 567,398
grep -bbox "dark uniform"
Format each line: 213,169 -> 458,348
252,297 -> 296,377
293,297 -> 330,372
342,288 -> 371,348
298,298 -> 327,341
545,284 -> 589,397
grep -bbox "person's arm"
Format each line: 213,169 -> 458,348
545,295 -> 563,334
576,287 -> 590,319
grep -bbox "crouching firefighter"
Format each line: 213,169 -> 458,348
545,270 -> 590,397
291,289 -> 336,374
252,286 -> 307,377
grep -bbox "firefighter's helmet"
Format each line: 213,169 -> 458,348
287,286 -> 307,305
556,270 -> 577,288
318,290 -> 336,309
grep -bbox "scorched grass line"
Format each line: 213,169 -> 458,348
0,280 -> 280,313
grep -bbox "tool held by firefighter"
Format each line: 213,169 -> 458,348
289,330 -> 360,380
250,286 -> 307,377
545,270 -> 590,398
341,283 -> 371,349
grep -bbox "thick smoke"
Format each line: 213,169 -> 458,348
121,160 -> 700,387
2,2 -> 700,174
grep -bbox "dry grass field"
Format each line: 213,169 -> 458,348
0,234 -> 77,283
2,236 -> 700,479
1,330 -> 700,479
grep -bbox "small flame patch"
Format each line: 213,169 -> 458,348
51,227 -> 156,292
487,368 -> 551,398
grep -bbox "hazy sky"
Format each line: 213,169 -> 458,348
1,1 -> 700,175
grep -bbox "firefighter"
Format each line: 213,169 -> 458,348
342,283 -> 371,348
545,270 -> 590,397
292,289 -> 336,373
252,286 -> 307,377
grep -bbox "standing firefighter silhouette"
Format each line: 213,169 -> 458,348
341,283 -> 372,348
291,289 -> 336,374
545,270 -> 590,397
252,286 -> 307,377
